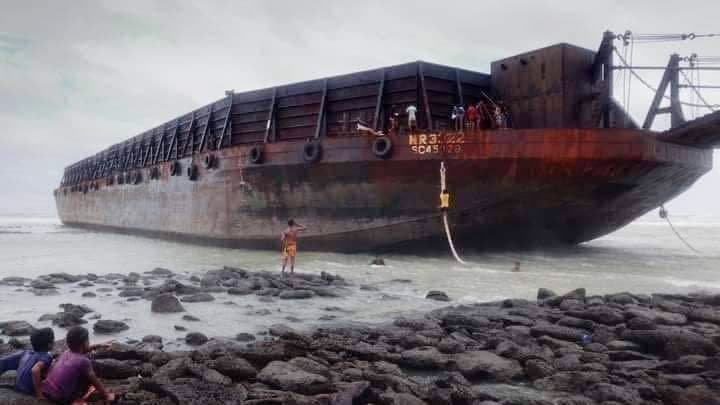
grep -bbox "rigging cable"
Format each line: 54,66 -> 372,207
659,205 -> 701,254
613,48 -> 720,109
680,66 -> 717,112
440,161 -> 468,265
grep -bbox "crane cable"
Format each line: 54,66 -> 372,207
659,205 -> 701,254
440,161 -> 468,265
613,48 -> 720,109
680,69 -> 717,112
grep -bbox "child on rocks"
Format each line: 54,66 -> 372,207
0,327 -> 55,398
41,326 -> 115,404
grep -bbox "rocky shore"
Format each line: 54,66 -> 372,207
1,269 -> 720,404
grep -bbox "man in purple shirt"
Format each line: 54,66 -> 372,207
0,327 -> 54,398
42,326 -> 114,404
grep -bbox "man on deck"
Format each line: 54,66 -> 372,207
406,104 -> 418,132
281,219 -> 307,275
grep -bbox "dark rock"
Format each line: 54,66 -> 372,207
585,383 -> 643,404
185,332 -> 208,346
688,307 -> 720,325
531,324 -> 588,342
399,346 -> 448,369
566,307 -> 625,326
605,293 -> 637,305
0,387 -> 46,404
627,316 -> 657,330
227,286 -> 254,295
563,288 -> 587,302
93,320 -> 129,334
37,314 -> 58,322
236,333 -> 256,342
180,293 -> 215,303
621,328 -> 719,359
558,316 -> 595,330
606,340 -> 643,352
182,315 -> 201,322
92,358 -> 138,379
359,284 -> 379,291
52,312 -> 87,328
525,359 -> 556,380
174,325 -> 187,332
426,290 -> 451,302
142,335 -> 163,344
81,292 -> 96,298
30,279 -> 56,289
0,321 -> 35,336
452,350 -> 523,381
370,258 -> 385,266
257,360 -> 331,395
625,307 -> 687,326
118,287 -> 144,297
146,267 -> 174,277
151,293 -> 185,313
279,290 -> 316,299
533,371 -> 608,392
209,355 -> 257,380
32,288 -> 58,296
537,288 -> 557,300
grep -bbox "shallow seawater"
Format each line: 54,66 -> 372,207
0,214 -> 719,347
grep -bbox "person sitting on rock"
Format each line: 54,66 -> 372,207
41,326 -> 115,405
0,327 -> 54,399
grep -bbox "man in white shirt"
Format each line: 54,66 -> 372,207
406,105 -> 418,131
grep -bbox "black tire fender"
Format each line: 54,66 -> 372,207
249,145 -> 264,164
372,136 -> 393,159
303,141 -> 323,163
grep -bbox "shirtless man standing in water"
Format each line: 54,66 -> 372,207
281,219 -> 306,275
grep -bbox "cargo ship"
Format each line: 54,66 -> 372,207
54,33 -> 720,251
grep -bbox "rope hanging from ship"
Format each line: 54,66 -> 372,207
439,161 -> 468,265
659,205 -> 701,254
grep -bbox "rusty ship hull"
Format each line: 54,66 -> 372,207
54,40 -> 720,252
55,128 -> 712,251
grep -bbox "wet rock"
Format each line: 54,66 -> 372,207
531,325 -> 588,342
558,316 -> 595,330
93,320 -> 130,334
93,358 -> 138,379
52,312 -> 87,328
227,286 -> 254,295
185,332 -> 208,346
180,293 -> 215,303
279,290 -> 316,299
370,258 -> 385,266
1,276 -> 29,286
146,267 -> 174,277
142,335 -> 163,344
174,325 -> 187,332
81,292 -> 96,298
257,360 -> 331,395
0,387 -> 46,404
627,316 -> 657,330
585,383 -> 643,404
674,384 -> 720,405
687,307 -> 720,325
566,307 -> 625,326
625,307 -> 687,326
209,355 -> 257,380
151,293 -> 185,313
182,315 -> 200,322
30,280 -> 55,290
118,287 -> 144,297
426,290 -> 451,302
32,288 -> 59,296
621,328 -> 719,359
359,284 -> 380,291
37,314 -> 58,322
524,359 -> 556,380
605,292 -> 637,305
235,333 -> 255,342
0,321 -> 35,336
533,371 -> 608,392
537,288 -> 557,300
399,346 -> 448,369
452,350 -> 523,381
379,392 -> 426,405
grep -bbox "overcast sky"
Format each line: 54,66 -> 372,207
1,0 -> 718,216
